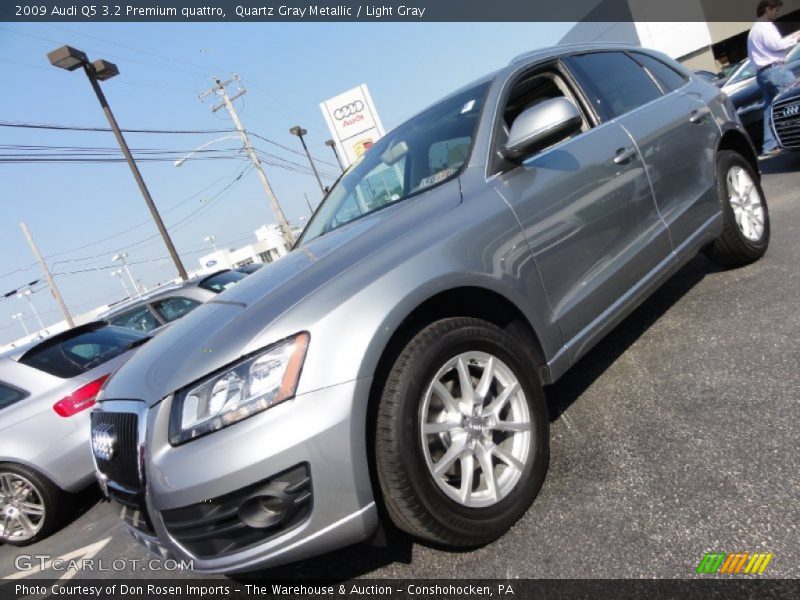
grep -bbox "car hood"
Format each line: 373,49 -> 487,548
774,79 -> 800,104
102,182 -> 461,406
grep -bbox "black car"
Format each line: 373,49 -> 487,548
770,84 -> 800,149
722,45 -> 800,149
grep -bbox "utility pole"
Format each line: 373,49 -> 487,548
17,290 -> 47,336
200,75 -> 296,249
303,193 -> 314,216
20,222 -> 74,328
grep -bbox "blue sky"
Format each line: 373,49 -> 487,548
0,22 -> 574,344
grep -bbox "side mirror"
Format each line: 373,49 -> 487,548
502,97 -> 583,160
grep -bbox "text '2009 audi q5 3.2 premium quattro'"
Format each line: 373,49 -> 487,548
91,44 -> 768,572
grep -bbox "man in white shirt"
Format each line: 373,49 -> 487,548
748,0 -> 800,156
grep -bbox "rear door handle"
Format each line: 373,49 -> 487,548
690,108 -> 710,123
613,147 -> 637,164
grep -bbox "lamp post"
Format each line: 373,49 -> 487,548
325,139 -> 345,172
48,45 -> 188,281
111,268 -> 131,298
12,313 -> 29,336
112,252 -> 141,298
17,289 -> 46,336
203,235 -> 218,251
289,126 -> 326,194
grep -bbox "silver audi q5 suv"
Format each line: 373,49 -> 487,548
92,44 -> 768,572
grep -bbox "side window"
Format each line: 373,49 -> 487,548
109,306 -> 161,333
631,52 -> 688,92
151,297 -> 201,323
567,51 -> 662,120
0,382 -> 28,410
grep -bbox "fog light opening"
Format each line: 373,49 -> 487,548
238,495 -> 287,529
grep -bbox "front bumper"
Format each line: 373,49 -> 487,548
101,377 -> 379,573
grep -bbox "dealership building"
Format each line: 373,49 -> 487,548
561,0 -> 800,70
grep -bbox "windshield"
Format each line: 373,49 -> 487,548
18,325 -> 146,378
727,59 -> 755,86
300,81 -> 490,243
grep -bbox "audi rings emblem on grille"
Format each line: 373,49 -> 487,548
334,100 -> 364,120
92,423 -> 117,461
783,104 -> 800,118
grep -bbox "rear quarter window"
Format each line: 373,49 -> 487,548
631,52 -> 688,92
0,382 -> 28,410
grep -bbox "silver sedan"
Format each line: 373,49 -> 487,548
0,323 -> 148,545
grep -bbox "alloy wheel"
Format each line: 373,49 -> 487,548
0,472 -> 46,542
727,165 -> 765,242
420,351 -> 532,508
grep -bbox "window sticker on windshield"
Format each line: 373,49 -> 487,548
418,167 -> 457,189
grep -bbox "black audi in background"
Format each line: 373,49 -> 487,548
771,86 -> 800,150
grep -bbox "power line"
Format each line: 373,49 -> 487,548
0,26 -> 210,78
49,24 -> 228,74
0,120 -> 236,134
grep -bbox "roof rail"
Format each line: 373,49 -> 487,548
509,42 -> 640,65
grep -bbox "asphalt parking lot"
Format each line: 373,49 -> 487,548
1,154 -> 799,581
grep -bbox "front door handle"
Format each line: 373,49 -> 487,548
690,108 -> 710,123
613,147 -> 637,164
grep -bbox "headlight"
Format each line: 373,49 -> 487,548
169,332 -> 309,445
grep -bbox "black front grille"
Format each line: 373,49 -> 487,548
772,98 -> 800,148
161,464 -> 312,559
91,411 -> 140,490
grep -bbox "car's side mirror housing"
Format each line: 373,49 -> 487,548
502,97 -> 583,161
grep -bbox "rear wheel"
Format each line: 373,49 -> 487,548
374,317 -> 549,547
704,150 -> 770,267
0,464 -> 63,546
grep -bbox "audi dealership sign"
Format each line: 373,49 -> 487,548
320,84 -> 385,167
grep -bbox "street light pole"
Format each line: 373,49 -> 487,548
204,235 -> 218,251
325,139 -> 345,172
113,253 -> 141,298
290,126 -> 326,194
47,45 -> 188,281
111,268 -> 131,298
18,290 -> 46,335
12,313 -> 29,336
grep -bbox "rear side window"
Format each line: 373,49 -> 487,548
631,52 -> 688,92
0,382 -> 28,410
18,326 -> 145,378
151,297 -> 201,323
109,305 -> 161,333
567,51 -> 662,119
199,270 -> 246,293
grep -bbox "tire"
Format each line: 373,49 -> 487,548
0,463 -> 64,546
704,150 -> 770,267
374,317 -> 549,547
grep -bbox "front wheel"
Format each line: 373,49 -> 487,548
374,317 -> 549,547
704,150 -> 770,267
